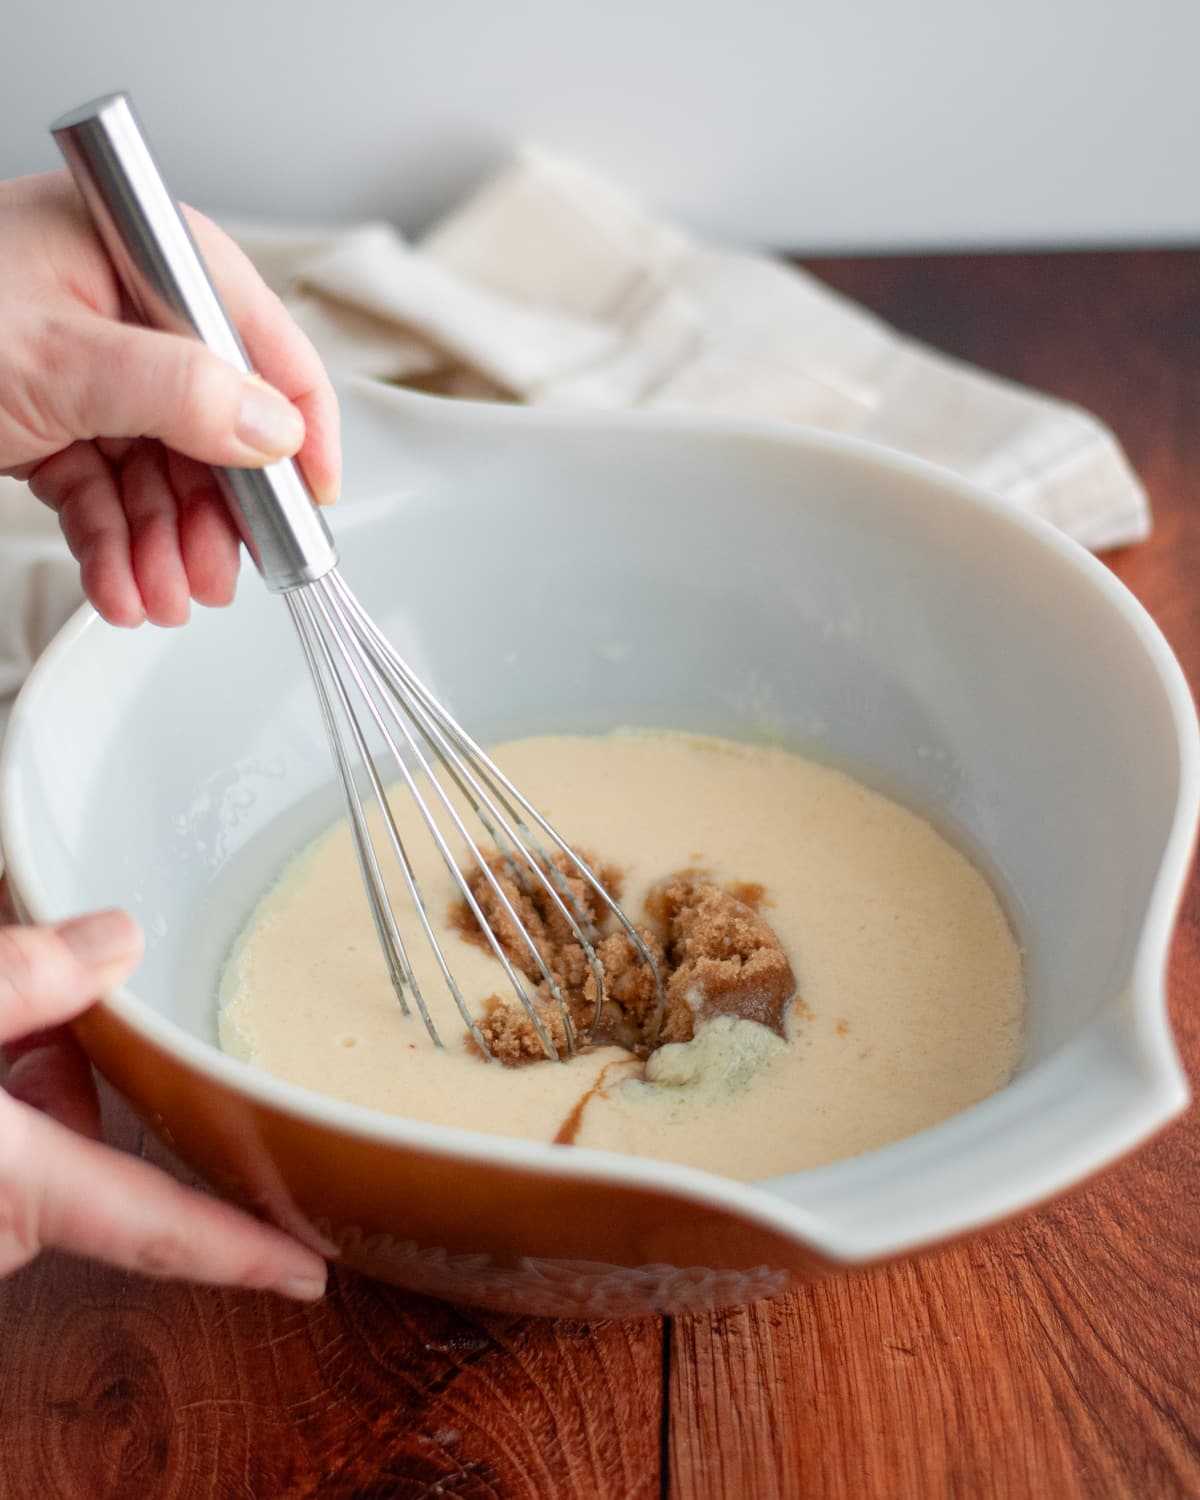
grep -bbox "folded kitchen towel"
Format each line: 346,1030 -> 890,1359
0,144 -> 1151,732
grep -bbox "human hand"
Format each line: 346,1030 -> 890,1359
0,890 -> 327,1297
0,169 -> 340,627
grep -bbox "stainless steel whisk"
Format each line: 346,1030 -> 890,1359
52,93 -> 663,1060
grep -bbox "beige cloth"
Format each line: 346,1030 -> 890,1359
0,145 -> 1151,729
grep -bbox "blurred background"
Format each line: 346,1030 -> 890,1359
3,0 -> 1197,251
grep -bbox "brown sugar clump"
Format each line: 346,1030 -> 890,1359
588,926 -> 675,1051
451,848 -> 623,998
458,850 -> 649,1065
648,876 -> 796,1042
457,851 -> 797,1066
475,991 -> 571,1064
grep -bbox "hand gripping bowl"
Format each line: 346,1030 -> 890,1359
2,381 -> 1197,1319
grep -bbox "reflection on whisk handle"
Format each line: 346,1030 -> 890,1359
50,92 -> 338,593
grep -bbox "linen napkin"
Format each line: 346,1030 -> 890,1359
0,144 -> 1151,733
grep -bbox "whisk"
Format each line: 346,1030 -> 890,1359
52,93 -> 663,1061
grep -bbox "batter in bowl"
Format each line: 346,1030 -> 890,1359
218,732 -> 1024,1182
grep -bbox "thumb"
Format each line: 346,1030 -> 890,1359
0,912 -> 143,1047
50,315 -> 306,467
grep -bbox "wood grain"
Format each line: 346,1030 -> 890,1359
1,1256 -> 664,1499
2,250 -> 1198,1499
0,1116 -> 665,1500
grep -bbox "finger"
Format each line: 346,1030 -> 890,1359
3,1028 -> 101,1139
164,449 -> 241,607
95,436 -> 134,465
45,312 -> 306,469
1,1099 -> 326,1298
185,210 -> 341,505
28,443 -> 144,626
119,441 -> 191,627
0,913 -> 142,1045
4,1023 -> 70,1065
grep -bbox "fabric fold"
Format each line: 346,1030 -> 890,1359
0,143 -> 1151,731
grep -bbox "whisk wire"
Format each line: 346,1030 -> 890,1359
329,576 -> 667,1039
329,578 -> 648,1035
308,578 -> 565,1059
288,593 -> 415,1022
291,570 -> 668,1060
330,579 -> 610,1034
293,582 -> 477,1053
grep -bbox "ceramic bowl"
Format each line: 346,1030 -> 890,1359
2,380 -> 1196,1318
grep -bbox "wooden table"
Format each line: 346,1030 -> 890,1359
2,250 -> 1198,1499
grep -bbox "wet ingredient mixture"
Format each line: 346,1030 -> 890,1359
219,733 -> 1025,1182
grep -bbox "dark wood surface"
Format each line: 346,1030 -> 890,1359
2,249 -> 1198,1499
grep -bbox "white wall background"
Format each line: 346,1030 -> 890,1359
3,0 -> 1197,251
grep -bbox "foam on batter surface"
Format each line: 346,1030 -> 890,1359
218,732 -> 1026,1182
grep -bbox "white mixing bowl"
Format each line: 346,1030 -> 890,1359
2,380 -> 1196,1317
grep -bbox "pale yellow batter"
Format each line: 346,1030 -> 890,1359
218,733 -> 1024,1181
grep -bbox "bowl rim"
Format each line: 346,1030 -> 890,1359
2,382 -> 1196,1265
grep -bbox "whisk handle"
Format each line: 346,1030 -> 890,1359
50,92 -> 338,592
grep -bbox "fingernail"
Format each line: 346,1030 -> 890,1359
273,1272 -> 327,1302
57,910 -> 142,969
237,378 -> 305,458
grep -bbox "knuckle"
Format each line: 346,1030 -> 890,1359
105,331 -> 221,447
42,315 -> 106,438
21,316 -> 127,442
131,1223 -> 193,1278
238,286 -> 286,347
30,312 -> 80,389
168,346 -> 205,424
230,1246 -> 285,1291
159,347 -> 230,449
0,928 -> 58,1035
45,478 -> 103,558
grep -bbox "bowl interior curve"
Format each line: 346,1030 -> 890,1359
2,381 -> 1194,1261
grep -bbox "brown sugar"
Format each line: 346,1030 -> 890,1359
457,852 -> 797,1066
649,875 -> 796,1040
450,848 -> 624,995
